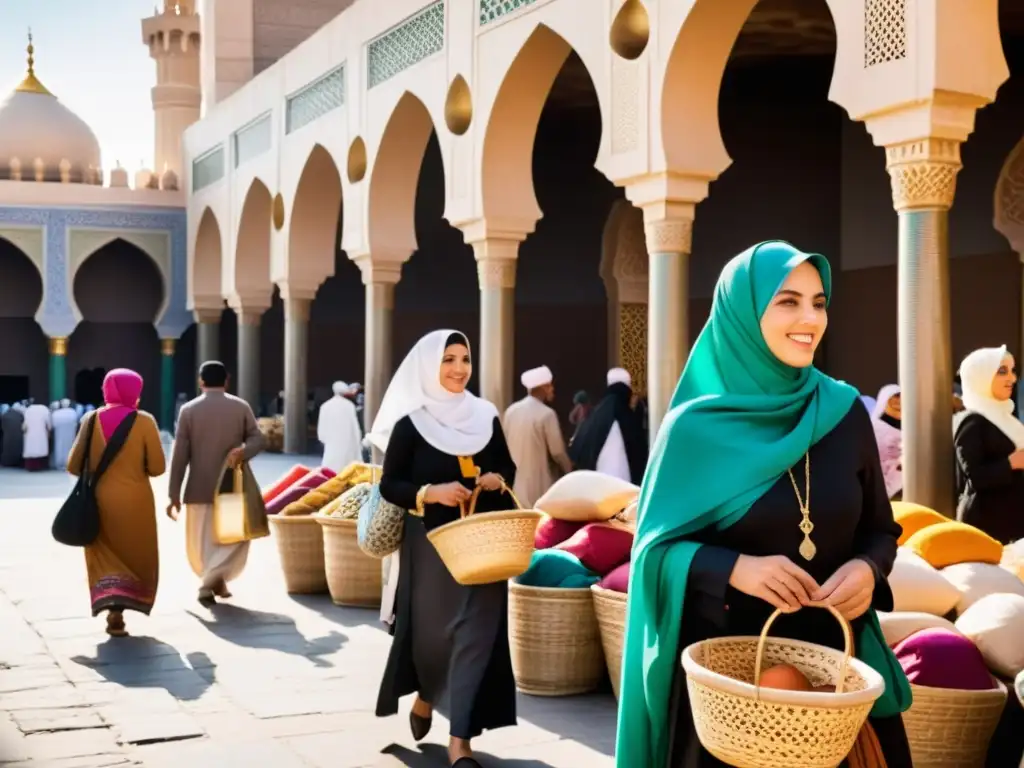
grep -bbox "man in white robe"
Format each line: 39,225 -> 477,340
317,381 -> 363,472
22,401 -> 52,471
502,365 -> 573,508
50,399 -> 78,470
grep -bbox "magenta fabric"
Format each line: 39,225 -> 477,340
555,523 -> 634,576
266,469 -> 334,515
599,561 -> 630,593
534,516 -> 585,550
893,628 -> 994,691
98,368 -> 144,440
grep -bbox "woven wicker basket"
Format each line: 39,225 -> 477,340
268,515 -> 327,594
508,583 -> 605,696
902,680 -> 1007,767
425,484 -> 541,586
681,603 -> 885,768
591,585 -> 628,699
316,516 -> 382,607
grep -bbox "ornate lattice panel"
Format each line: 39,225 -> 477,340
286,66 -> 345,134
233,112 -> 272,168
367,2 -> 445,89
864,0 -> 907,67
479,0 -> 539,25
192,145 -> 225,192
619,302 -> 647,397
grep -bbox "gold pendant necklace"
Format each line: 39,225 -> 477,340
787,453 -> 816,561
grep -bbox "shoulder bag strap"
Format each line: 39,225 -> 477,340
80,412 -> 97,482
93,412 -> 139,484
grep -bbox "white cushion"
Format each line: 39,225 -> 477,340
876,611 -> 962,647
955,593 -> 1024,678
942,562 -> 1024,615
534,470 -> 640,522
887,548 -> 961,616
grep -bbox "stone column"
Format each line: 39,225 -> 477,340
640,207 -> 695,446
48,337 -> 68,402
471,238 -> 521,414
358,261 -> 402,444
886,138 -> 962,516
194,309 -> 221,371
234,307 -> 264,414
160,339 -> 176,431
283,297 -> 311,454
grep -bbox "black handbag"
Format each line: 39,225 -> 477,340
52,411 -> 139,547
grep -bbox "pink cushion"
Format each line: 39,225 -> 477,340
555,523 -> 633,577
266,469 -> 333,515
893,627 -> 994,690
599,561 -> 630,593
262,465 -> 312,504
534,516 -> 585,550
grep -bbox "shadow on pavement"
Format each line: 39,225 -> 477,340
516,692 -> 617,757
288,593 -> 390,632
383,743 -> 559,767
186,602 -> 347,667
69,635 -> 214,701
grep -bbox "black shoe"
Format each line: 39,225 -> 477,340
451,759 -> 482,768
409,710 -> 432,741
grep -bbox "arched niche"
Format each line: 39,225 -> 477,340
995,135 -> 1024,255
0,237 -> 46,403
233,178 -> 273,304
69,229 -> 170,323
192,206 -> 225,308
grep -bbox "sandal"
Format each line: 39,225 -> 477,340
213,581 -> 232,599
105,611 -> 127,637
197,588 -> 216,606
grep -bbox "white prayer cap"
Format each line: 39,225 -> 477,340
333,381 -> 349,396
607,367 -> 632,387
60,398 -> 71,408
521,365 -> 553,390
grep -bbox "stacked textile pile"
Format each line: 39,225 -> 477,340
880,502 -> 1024,765
507,471 -> 639,697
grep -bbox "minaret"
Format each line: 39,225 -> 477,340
141,1 -> 201,180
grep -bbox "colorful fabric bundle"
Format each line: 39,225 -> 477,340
280,463 -> 375,517
261,465 -> 314,504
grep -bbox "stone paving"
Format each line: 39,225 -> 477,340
0,455 -> 617,767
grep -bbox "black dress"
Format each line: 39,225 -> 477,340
954,412 -> 1024,544
375,415 -> 518,740
667,403 -> 913,767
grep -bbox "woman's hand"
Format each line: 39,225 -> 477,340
1010,449 -> 1024,471
424,482 -> 472,507
728,555 -> 819,612
812,558 -> 876,620
476,473 -> 504,492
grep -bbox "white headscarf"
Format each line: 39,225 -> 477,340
872,384 -> 900,420
332,381 -> 349,397
957,345 -> 1024,448
367,329 -> 498,456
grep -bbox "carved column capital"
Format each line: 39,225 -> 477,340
885,138 -> 962,211
283,297 -> 311,322
193,308 -> 222,325
470,238 -> 521,291
643,216 -> 694,256
352,255 -> 403,286
161,339 -> 177,356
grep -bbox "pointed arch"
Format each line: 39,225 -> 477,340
234,178 -> 273,302
73,239 -> 165,324
192,207 -> 224,307
367,91 -> 440,257
289,144 -> 343,285
0,236 -> 44,317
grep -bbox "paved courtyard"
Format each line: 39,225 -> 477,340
0,455 -> 617,767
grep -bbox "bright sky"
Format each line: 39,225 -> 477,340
0,0 -> 157,177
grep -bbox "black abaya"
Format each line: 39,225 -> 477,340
568,382 -> 647,483
667,402 -> 913,767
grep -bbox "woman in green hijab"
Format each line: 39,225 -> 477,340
615,242 -> 912,767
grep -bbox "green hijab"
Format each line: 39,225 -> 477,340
614,241 -> 911,767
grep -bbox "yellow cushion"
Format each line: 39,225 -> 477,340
904,520 -> 1004,569
891,502 -> 949,545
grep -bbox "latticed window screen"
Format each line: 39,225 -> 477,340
367,1 -> 445,89
863,0 -> 907,67
233,113 -> 272,168
479,0 -> 539,26
192,146 -> 225,192
285,66 -> 345,134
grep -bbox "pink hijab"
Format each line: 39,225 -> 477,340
98,369 -> 143,440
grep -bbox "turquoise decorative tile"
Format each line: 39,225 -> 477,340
286,66 -> 345,134
233,113 -> 272,168
367,1 -> 445,89
192,145 -> 225,192
479,0 -> 539,26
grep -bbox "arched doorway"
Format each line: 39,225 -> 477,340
0,239 -> 45,403
70,240 -> 164,413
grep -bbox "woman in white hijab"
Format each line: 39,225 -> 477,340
953,345 -> 1024,543
870,384 -> 903,500
371,330 -> 517,768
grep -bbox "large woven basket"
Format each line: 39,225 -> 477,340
508,583 -> 604,696
591,585 -> 628,699
425,484 -> 541,586
902,680 -> 1007,767
681,603 -> 885,768
268,515 -> 327,594
316,516 -> 382,607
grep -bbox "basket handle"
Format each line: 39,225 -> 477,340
457,478 -> 520,519
752,601 -> 853,699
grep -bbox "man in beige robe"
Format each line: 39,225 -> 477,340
503,365 -> 573,508
168,361 -> 265,604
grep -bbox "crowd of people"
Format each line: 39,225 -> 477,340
1,398 -> 93,471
